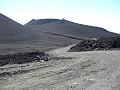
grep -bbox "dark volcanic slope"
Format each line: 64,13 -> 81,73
0,13 -> 39,42
26,19 -> 118,39
68,36 -> 120,52
0,14 -> 78,44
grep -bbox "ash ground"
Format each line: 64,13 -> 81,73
0,45 -> 120,90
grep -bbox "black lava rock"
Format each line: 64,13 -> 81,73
0,51 -> 49,66
68,36 -> 120,52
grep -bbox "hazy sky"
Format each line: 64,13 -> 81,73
0,0 -> 120,33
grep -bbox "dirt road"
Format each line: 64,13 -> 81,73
0,45 -> 120,90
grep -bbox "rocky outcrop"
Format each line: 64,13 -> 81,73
68,36 -> 120,52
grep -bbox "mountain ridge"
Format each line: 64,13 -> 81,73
26,18 -> 118,39
0,13 -> 79,44
0,13 -> 118,43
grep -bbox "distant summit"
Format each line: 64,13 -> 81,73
26,19 -> 65,25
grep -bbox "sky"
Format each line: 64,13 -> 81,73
0,0 -> 120,33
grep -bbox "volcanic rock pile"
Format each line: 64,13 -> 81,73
0,51 -> 49,66
68,36 -> 120,52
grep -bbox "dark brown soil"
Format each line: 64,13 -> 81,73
68,36 -> 120,52
0,51 -> 49,66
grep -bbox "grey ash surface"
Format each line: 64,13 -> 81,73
0,45 -> 120,90
68,36 -> 120,52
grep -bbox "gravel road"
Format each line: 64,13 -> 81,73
0,45 -> 120,90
